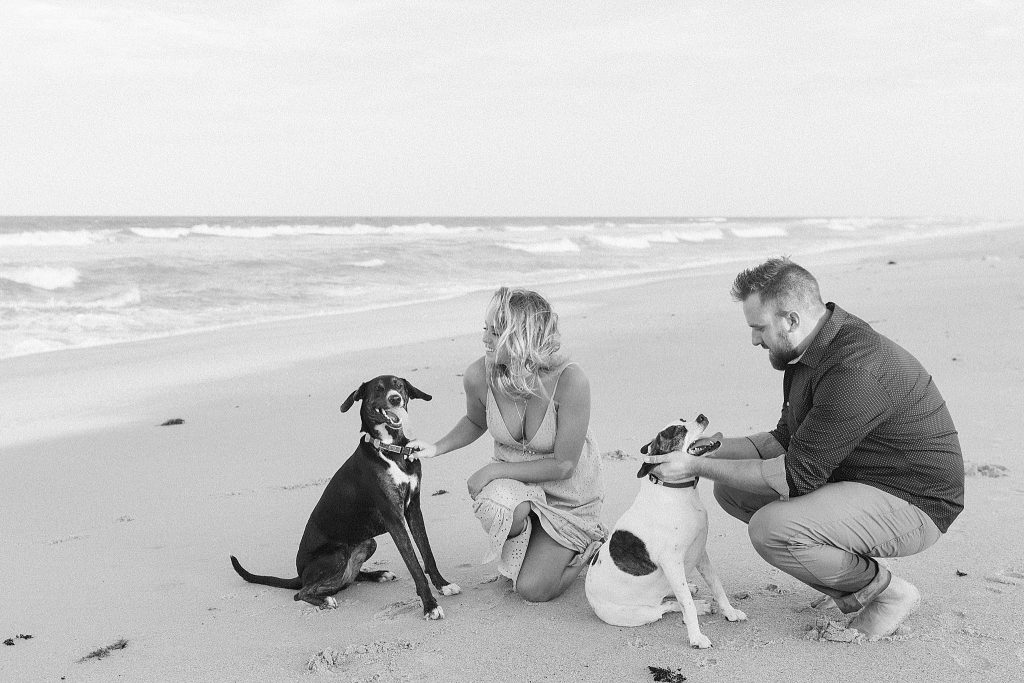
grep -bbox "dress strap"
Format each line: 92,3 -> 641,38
550,361 -> 578,399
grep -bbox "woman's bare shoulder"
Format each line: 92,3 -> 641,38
464,357 -> 487,390
554,362 -> 590,401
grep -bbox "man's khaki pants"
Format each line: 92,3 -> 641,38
714,481 -> 941,613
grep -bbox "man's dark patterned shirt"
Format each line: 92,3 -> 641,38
759,302 -> 964,532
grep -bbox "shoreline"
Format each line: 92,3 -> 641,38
2,221 -> 1020,449
2,219 -> 1018,365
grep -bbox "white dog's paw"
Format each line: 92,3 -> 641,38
441,583 -> 461,596
689,632 -> 712,649
424,605 -> 445,620
723,607 -> 748,622
692,599 -> 712,616
378,571 -> 398,582
322,596 -> 338,609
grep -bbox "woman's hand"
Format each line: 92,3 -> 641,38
406,440 -> 438,460
467,465 -> 496,498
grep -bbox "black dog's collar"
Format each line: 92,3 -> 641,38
363,433 -> 418,457
648,473 -> 699,489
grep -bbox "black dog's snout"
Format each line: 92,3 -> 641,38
388,394 -> 403,407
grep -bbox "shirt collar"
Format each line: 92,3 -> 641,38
794,302 -> 844,369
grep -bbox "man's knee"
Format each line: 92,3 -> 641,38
714,482 -> 762,524
747,502 -> 794,562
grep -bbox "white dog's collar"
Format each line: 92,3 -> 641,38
648,473 -> 698,489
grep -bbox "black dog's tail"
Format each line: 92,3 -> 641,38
230,555 -> 302,589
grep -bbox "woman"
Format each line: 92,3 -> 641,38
409,287 -> 605,602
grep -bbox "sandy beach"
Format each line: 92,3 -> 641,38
3,227 -> 1023,682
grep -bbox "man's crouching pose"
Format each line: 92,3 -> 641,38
643,257 -> 963,639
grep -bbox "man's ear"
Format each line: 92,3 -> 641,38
403,379 -> 432,402
783,310 -> 800,331
340,383 -> 366,412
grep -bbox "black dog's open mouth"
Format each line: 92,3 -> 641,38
687,440 -> 721,457
377,407 -> 406,427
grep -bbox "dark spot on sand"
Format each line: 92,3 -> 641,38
648,665 -> 687,682
160,418 -> 184,426
78,639 -> 128,662
956,569 -> 968,577
3,639 -> 13,646
432,489 -> 448,496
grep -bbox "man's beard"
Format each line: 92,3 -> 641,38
768,337 -> 799,370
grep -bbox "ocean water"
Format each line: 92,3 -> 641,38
0,216 -> 1011,359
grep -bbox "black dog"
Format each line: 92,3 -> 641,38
230,375 -> 460,619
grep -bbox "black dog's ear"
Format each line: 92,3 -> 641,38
403,379 -> 432,402
640,440 -> 652,455
340,383 -> 366,413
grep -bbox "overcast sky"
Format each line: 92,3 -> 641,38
1,1 -> 1022,217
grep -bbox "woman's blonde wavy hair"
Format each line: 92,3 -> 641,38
485,287 -> 564,400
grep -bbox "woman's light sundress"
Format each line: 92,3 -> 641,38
472,362 -> 607,583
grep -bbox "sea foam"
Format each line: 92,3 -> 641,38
0,266 -> 81,290
499,238 -> 580,253
0,229 -> 117,247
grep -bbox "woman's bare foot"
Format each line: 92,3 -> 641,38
848,576 -> 921,638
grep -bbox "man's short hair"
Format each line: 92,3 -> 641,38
731,257 -> 823,311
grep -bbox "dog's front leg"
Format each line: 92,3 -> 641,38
383,515 -> 444,620
696,550 -> 747,623
660,559 -> 712,648
404,492 -> 461,597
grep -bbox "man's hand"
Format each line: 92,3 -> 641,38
642,449 -> 702,483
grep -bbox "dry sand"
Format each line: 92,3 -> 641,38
2,227 -> 1023,682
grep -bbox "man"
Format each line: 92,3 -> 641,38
644,257 -> 963,637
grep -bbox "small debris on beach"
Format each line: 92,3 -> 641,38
964,462 -> 1008,477
78,638 -> 128,662
277,477 -> 330,491
956,569 -> 968,577
432,489 -> 448,496
3,639 -> 13,646
804,618 -> 864,644
602,449 -> 633,460
731,591 -> 751,600
985,572 -> 1021,586
648,665 -> 687,682
159,418 -> 184,426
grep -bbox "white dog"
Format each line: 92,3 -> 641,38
584,415 -> 747,648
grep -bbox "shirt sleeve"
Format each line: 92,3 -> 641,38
769,404 -> 791,450
785,365 -> 893,496
745,433 -> 789,498
759,454 -> 790,499
746,432 -> 787,459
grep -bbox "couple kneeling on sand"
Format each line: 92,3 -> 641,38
407,257 -> 964,640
